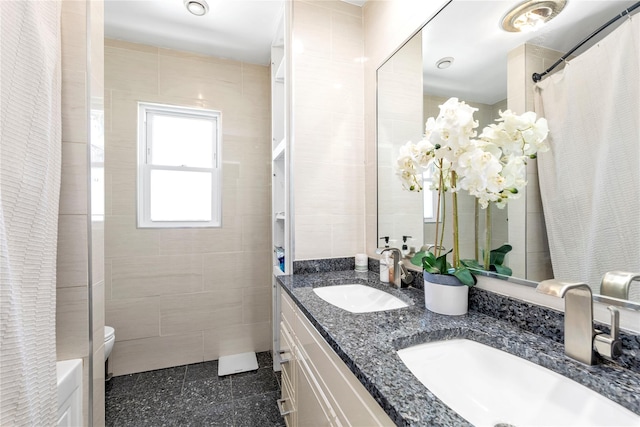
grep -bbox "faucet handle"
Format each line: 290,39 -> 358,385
608,306 -> 620,342
594,306 -> 622,360
536,279 -> 591,298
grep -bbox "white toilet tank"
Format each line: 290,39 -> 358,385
56,359 -> 82,427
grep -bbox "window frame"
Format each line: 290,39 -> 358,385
137,102 -> 222,229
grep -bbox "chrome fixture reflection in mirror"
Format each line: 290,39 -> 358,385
501,0 -> 567,33
376,0 -> 640,309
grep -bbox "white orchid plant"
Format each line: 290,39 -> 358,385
397,97 -> 549,286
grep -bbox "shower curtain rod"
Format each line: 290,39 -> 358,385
532,1 -> 640,83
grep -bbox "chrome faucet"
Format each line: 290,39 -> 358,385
536,279 -> 622,365
376,247 -> 402,288
600,271 -> 640,300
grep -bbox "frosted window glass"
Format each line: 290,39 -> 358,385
150,114 -> 214,168
424,189 -> 434,220
150,170 -> 212,221
423,169 -> 437,223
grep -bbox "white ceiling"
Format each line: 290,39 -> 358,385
104,0 -> 286,65
421,0 -> 638,105
104,0 -> 636,95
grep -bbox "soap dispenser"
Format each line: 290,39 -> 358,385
379,236 -> 390,248
401,235 -> 412,257
379,253 -> 390,283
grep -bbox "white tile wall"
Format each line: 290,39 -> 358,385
104,40 -> 272,375
292,0 -> 366,260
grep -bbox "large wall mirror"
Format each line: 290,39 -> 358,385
377,0 -> 640,308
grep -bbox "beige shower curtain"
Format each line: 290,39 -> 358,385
534,17 -> 640,301
1,1 -> 61,425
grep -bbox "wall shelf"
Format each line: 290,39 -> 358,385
273,139 -> 285,161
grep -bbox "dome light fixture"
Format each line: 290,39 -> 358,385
184,0 -> 209,16
501,0 -> 566,33
436,57 -> 454,70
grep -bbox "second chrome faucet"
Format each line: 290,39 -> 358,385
536,279 -> 622,365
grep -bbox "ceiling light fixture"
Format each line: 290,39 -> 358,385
501,0 -> 566,33
184,0 -> 209,16
436,57 -> 454,69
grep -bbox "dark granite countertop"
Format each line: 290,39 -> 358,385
277,269 -> 640,427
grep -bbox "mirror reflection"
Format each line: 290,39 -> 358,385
376,0 -> 639,306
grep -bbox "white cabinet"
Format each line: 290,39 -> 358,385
271,6 -> 290,277
280,291 -> 395,427
271,2 -> 292,372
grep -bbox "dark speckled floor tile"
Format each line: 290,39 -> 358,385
184,360 -> 219,382
106,357 -> 284,427
182,377 -> 232,406
173,401 -> 236,427
105,374 -> 138,396
133,366 -> 186,393
256,350 -> 273,368
231,368 -> 279,399
234,391 -> 285,427
111,389 -> 183,427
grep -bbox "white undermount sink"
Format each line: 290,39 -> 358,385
397,339 -> 640,426
312,284 -> 408,313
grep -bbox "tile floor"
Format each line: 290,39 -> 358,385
105,352 -> 285,427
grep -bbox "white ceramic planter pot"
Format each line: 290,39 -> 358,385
423,271 -> 469,315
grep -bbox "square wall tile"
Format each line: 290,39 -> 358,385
110,332 -> 204,376
56,286 -> 89,360
203,322 -> 271,361
57,214 -> 88,288
159,290 -> 243,336
105,45 -> 158,94
106,297 -> 160,341
60,141 -> 88,215
110,254 -> 203,299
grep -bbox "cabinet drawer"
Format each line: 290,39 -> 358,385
279,322 -> 295,398
281,290 -> 296,332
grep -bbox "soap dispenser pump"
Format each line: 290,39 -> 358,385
380,236 -> 390,248
401,235 -> 412,257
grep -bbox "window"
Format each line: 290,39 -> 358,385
423,167 -> 438,223
137,103 -> 221,228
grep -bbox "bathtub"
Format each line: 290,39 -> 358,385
56,359 -> 82,427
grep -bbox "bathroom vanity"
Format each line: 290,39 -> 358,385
278,289 -> 394,426
276,269 -> 640,426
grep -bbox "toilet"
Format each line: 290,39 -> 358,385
104,326 -> 115,381
104,326 -> 115,362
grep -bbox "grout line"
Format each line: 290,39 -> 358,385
181,365 -> 187,394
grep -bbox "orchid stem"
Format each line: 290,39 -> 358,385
484,203 -> 492,270
451,171 -> 459,269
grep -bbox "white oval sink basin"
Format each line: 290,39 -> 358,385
397,339 -> 640,426
312,284 -> 408,313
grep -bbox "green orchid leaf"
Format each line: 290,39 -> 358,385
411,251 -> 427,267
493,264 -> 513,276
489,244 -> 512,266
422,251 -> 440,274
461,259 -> 482,270
453,266 -> 476,287
434,250 -> 452,274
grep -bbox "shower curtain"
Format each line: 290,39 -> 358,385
1,1 -> 61,425
534,17 -> 640,301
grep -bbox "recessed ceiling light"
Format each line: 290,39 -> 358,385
436,57 -> 454,69
501,0 -> 566,33
184,0 -> 209,16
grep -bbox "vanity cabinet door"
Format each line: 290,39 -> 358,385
280,371 -> 296,427
295,349 -> 338,427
